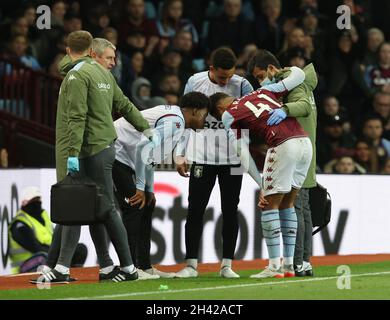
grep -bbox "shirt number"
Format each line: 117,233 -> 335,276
244,94 -> 280,118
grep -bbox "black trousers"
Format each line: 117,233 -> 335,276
185,163 -> 243,260
112,160 -> 154,270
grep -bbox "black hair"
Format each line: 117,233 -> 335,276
179,91 -> 210,110
363,114 -> 385,128
209,92 -> 230,116
247,49 -> 281,74
210,47 -> 237,70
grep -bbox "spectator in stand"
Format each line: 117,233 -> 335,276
150,47 -> 190,91
278,27 -> 314,65
298,6 -> 326,73
156,72 -> 182,96
171,29 -> 195,74
87,7 -> 112,37
361,28 -> 385,67
51,0 -> 67,29
162,91 -> 179,105
353,140 -> 379,173
207,0 -> 253,55
361,115 -> 390,170
363,42 -> 390,96
128,50 -> 145,90
382,158 -> 390,174
130,77 -> 167,110
7,34 -> 41,71
63,13 -> 83,34
236,43 -> 258,76
325,156 -> 365,174
317,115 -> 356,170
327,30 -> 364,119
155,0 -> 199,47
122,30 -> 147,55
180,0 -> 209,34
116,0 -> 158,48
253,0 -> 285,54
341,0 -> 369,40
284,46 -> 308,69
22,4 -> 37,36
0,16 -> 30,53
319,95 -> 351,134
369,92 -> 390,140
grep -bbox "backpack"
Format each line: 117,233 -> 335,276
309,183 -> 331,236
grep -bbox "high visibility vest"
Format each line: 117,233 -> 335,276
8,210 -> 53,274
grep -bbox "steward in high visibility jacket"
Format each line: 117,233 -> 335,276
9,188 -> 53,274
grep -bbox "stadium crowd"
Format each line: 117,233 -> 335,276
0,0 -> 390,174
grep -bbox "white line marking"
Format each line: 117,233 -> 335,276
4,272 -> 39,278
60,270 -> 390,300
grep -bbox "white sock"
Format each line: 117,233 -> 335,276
269,258 -> 281,270
121,265 -> 136,274
283,257 -> 294,265
54,264 -> 70,274
100,265 -> 115,274
186,259 -> 198,269
221,258 -> 232,269
303,261 -> 311,269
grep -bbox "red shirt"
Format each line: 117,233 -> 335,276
226,89 -> 307,147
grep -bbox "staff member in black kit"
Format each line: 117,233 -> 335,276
175,47 -> 253,278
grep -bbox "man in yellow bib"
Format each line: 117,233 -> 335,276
8,187 -> 86,274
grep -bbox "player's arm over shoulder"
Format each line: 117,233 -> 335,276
261,66 -> 305,97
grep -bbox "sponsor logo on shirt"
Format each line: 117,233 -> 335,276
204,121 -> 225,129
97,83 -> 111,90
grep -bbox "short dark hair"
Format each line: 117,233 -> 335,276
209,92 -> 230,116
210,47 -> 237,70
179,91 -> 210,110
247,49 -> 281,74
363,114 -> 384,128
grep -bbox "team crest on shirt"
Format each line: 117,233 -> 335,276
175,122 -> 181,129
193,165 -> 203,178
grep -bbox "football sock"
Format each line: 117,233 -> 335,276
279,207 -> 298,266
186,259 -> 198,270
221,258 -> 232,269
121,265 -> 136,274
261,209 -> 281,269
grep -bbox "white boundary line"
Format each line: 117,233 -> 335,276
60,270 -> 390,300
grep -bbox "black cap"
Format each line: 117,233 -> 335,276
324,114 -> 346,126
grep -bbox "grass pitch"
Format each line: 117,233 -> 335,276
1,261 -> 390,300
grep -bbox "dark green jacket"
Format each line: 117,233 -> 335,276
56,56 -> 149,180
278,63 -> 318,188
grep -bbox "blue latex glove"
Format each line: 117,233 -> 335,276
67,157 -> 79,173
267,108 -> 287,126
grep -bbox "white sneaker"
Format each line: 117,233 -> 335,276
144,267 -> 176,279
137,269 -> 160,280
174,266 -> 198,278
250,266 -> 284,279
220,266 -> 240,278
